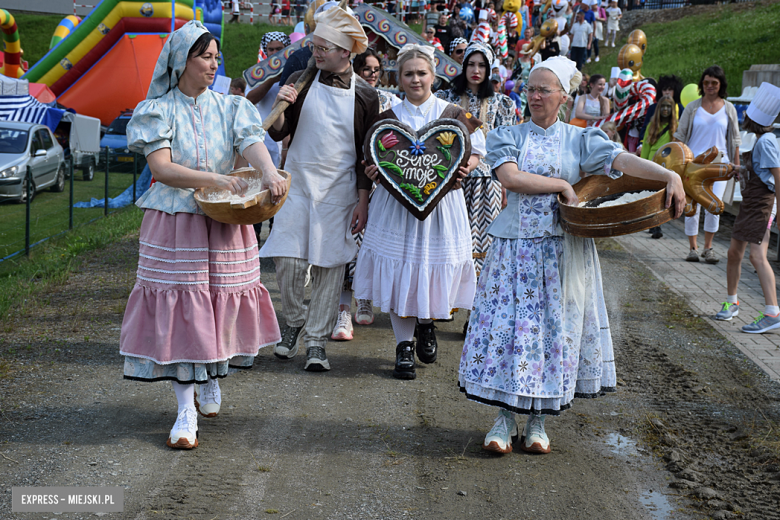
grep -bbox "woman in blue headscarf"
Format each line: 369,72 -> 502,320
120,21 -> 287,450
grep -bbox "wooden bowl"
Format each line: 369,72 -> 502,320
194,168 -> 291,225
558,175 -> 673,238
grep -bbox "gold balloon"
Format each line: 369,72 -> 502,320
652,142 -> 734,216
617,43 -> 644,81
540,18 -> 558,38
304,0 -> 330,34
628,29 -> 647,55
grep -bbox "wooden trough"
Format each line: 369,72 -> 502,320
194,168 -> 291,226
558,175 -> 674,238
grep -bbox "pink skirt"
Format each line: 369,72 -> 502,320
120,210 -> 280,378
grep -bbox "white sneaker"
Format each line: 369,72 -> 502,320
355,299 -> 375,325
194,379 -> 221,418
520,414 -> 551,454
167,408 -> 198,449
611,42 -> 615,47
482,409 -> 518,454
595,56 -> 600,62
331,309 -> 353,340
586,58 -> 591,63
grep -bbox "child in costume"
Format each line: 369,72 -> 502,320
714,82 -> 780,333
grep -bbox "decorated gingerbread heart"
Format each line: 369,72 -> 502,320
364,118 -> 471,221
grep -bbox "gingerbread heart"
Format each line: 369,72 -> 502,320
364,118 -> 471,221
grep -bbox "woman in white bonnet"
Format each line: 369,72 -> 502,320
459,56 -> 686,455
120,21 -> 287,450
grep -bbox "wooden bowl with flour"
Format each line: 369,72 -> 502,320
194,167 -> 291,225
558,175 -> 674,238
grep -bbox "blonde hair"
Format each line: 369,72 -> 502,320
600,121 -> 621,143
397,47 -> 436,77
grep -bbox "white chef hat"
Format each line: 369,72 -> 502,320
313,5 -> 367,54
746,82 -> 780,127
479,9 -> 489,21
610,66 -> 621,79
531,56 -> 579,93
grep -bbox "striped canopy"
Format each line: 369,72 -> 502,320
0,95 -> 65,131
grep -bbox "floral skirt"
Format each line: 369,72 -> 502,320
120,210 -> 281,384
458,236 -> 616,415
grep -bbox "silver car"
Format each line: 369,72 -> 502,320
0,121 -> 66,203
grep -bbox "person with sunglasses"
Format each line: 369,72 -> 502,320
261,6 -> 380,373
459,56 -> 685,455
449,37 -> 468,64
435,41 -> 516,283
424,27 -> 445,52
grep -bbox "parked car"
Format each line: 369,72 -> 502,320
99,110 -> 145,170
0,121 -> 66,203
54,112 -> 102,181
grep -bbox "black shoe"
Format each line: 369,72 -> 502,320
650,226 -> 663,239
415,321 -> 438,364
393,341 -> 416,380
274,323 -> 304,359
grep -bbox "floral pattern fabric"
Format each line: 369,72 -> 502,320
458,128 -> 616,415
434,89 -> 517,178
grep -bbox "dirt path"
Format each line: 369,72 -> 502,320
1,233 -> 779,519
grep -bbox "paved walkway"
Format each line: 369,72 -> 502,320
615,217 -> 780,381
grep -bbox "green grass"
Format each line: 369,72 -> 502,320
11,13 -> 63,69
0,169 -> 139,262
222,23 -> 294,80
584,0 -> 780,94
0,205 -> 143,321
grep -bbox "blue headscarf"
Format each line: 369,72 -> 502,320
146,20 -> 210,100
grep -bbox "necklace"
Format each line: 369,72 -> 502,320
403,95 -> 435,118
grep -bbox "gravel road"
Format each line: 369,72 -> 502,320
1,232 -> 778,520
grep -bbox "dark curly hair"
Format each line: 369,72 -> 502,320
353,48 -> 382,74
698,65 -> 728,99
658,74 -> 683,105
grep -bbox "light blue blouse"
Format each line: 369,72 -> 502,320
485,120 -> 624,239
127,87 -> 266,215
752,133 -> 780,193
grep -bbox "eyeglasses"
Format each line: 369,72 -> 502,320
362,67 -> 382,76
702,80 -> 719,87
453,48 -> 465,55
312,44 -> 337,54
524,86 -> 564,97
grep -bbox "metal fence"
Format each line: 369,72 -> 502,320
622,0 -> 755,11
0,148 -> 145,264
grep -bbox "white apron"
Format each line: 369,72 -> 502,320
259,70 -> 359,268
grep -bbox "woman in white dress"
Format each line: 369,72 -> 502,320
354,44 -> 486,380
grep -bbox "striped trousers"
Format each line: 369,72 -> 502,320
274,257 -> 344,349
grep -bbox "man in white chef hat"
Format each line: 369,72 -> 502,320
261,6 -> 380,372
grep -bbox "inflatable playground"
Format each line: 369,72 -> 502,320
0,0 -> 225,125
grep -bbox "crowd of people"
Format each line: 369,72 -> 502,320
119,1 -> 780,459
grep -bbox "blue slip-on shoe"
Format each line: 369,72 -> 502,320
742,313 -> 780,334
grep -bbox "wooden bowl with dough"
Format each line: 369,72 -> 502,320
558,174 -> 673,238
194,168 -> 291,225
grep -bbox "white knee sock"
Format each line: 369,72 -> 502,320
726,294 -> 738,304
390,311 -> 417,344
339,290 -> 352,308
765,305 -> 779,316
172,382 -> 195,414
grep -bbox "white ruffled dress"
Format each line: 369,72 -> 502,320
353,95 -> 486,320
